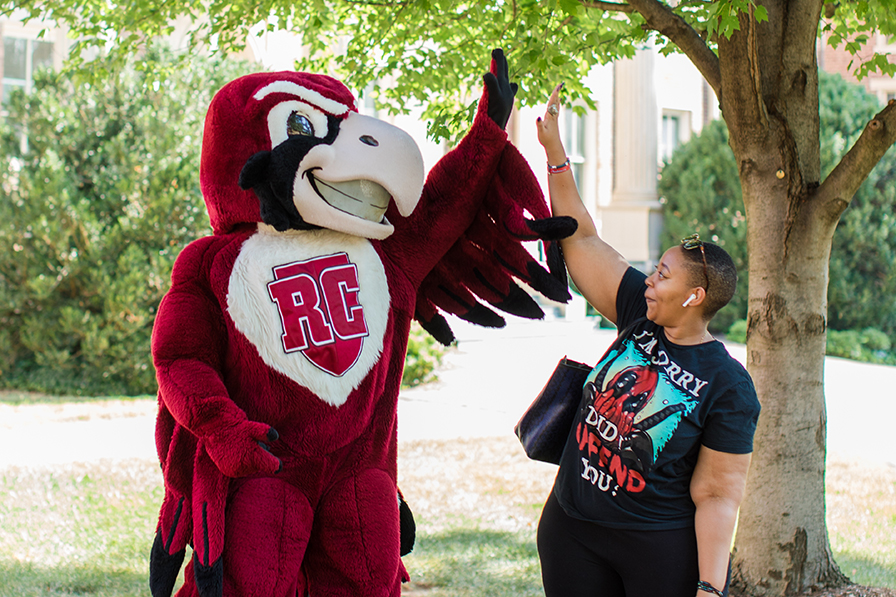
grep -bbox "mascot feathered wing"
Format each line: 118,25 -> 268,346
149,49 -> 576,597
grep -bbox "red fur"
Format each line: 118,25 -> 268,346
151,62 -> 555,597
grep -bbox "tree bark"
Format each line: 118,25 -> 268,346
716,2 -> 850,594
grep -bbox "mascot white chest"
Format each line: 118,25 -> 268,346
227,224 -> 389,406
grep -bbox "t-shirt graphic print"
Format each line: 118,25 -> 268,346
577,328 -> 701,498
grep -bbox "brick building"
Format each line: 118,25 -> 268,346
818,32 -> 896,103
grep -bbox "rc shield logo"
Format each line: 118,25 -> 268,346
268,252 -> 369,376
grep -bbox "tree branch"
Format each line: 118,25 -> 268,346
580,1 -> 635,13
339,0 -> 411,5
746,4 -> 769,129
782,0 -> 824,64
815,100 -> 896,222
623,0 -> 721,96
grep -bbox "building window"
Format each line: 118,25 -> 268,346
563,108 -> 586,186
660,113 -> 681,163
2,36 -> 54,103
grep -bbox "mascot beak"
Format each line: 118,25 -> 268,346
295,112 -> 424,240
325,113 -> 424,218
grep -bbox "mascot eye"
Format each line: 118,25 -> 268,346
287,112 -> 314,137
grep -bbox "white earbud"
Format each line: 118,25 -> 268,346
682,294 -> 697,307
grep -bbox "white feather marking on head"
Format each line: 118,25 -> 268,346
253,81 -> 352,116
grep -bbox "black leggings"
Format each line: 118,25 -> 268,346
537,491 -> 716,597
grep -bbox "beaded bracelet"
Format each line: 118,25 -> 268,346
696,580 -> 725,596
547,157 -> 571,175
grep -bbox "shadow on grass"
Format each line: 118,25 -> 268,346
402,527 -> 542,596
2,530 -> 538,597
0,560 -> 149,597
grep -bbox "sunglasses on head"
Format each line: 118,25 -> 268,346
680,233 -> 709,291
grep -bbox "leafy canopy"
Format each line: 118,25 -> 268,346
4,0 -> 893,142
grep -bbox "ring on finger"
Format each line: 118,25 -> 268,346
547,104 -> 559,116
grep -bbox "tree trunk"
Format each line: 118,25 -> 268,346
716,2 -> 849,594
730,167 -> 848,595
630,0 -> 896,593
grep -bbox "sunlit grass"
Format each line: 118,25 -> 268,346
0,436 -> 893,596
826,458 -> 896,589
0,460 -> 165,597
401,528 -> 542,596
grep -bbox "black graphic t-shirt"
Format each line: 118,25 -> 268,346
554,267 -> 761,530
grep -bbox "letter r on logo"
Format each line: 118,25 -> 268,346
268,273 -> 335,352
267,253 -> 369,356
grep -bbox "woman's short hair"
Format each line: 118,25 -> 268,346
679,242 -> 737,321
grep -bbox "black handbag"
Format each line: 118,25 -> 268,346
514,357 -> 592,465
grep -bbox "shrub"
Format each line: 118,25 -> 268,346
0,46 -> 255,395
826,328 -> 895,364
401,322 -> 446,388
725,319 -> 748,344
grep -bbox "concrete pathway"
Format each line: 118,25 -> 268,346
397,317 -> 896,469
0,316 -> 893,469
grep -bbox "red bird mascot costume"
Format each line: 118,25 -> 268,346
149,49 -> 575,597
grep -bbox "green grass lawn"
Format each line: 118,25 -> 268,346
0,461 -> 164,597
401,529 -> 542,596
0,438 -> 893,596
825,458 -> 896,591
0,456 -> 544,597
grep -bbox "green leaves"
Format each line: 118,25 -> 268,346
0,46 -> 256,395
822,0 -> 896,80
4,0 -> 895,143
558,0 -> 581,17
3,0 -> 641,143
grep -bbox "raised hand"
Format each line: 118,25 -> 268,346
536,83 -> 566,165
483,48 -> 518,130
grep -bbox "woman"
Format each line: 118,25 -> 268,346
534,85 -> 761,597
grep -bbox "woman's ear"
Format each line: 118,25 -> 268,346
682,287 -> 707,307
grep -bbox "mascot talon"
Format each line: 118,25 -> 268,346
150,48 -> 575,596
526,215 -> 579,241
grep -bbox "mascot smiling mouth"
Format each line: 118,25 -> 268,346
307,173 -> 392,223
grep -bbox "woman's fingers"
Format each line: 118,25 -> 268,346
545,83 -> 563,117
537,83 -> 565,154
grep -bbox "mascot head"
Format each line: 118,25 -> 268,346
200,71 -> 425,240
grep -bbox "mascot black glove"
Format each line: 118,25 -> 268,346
483,48 -> 518,130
